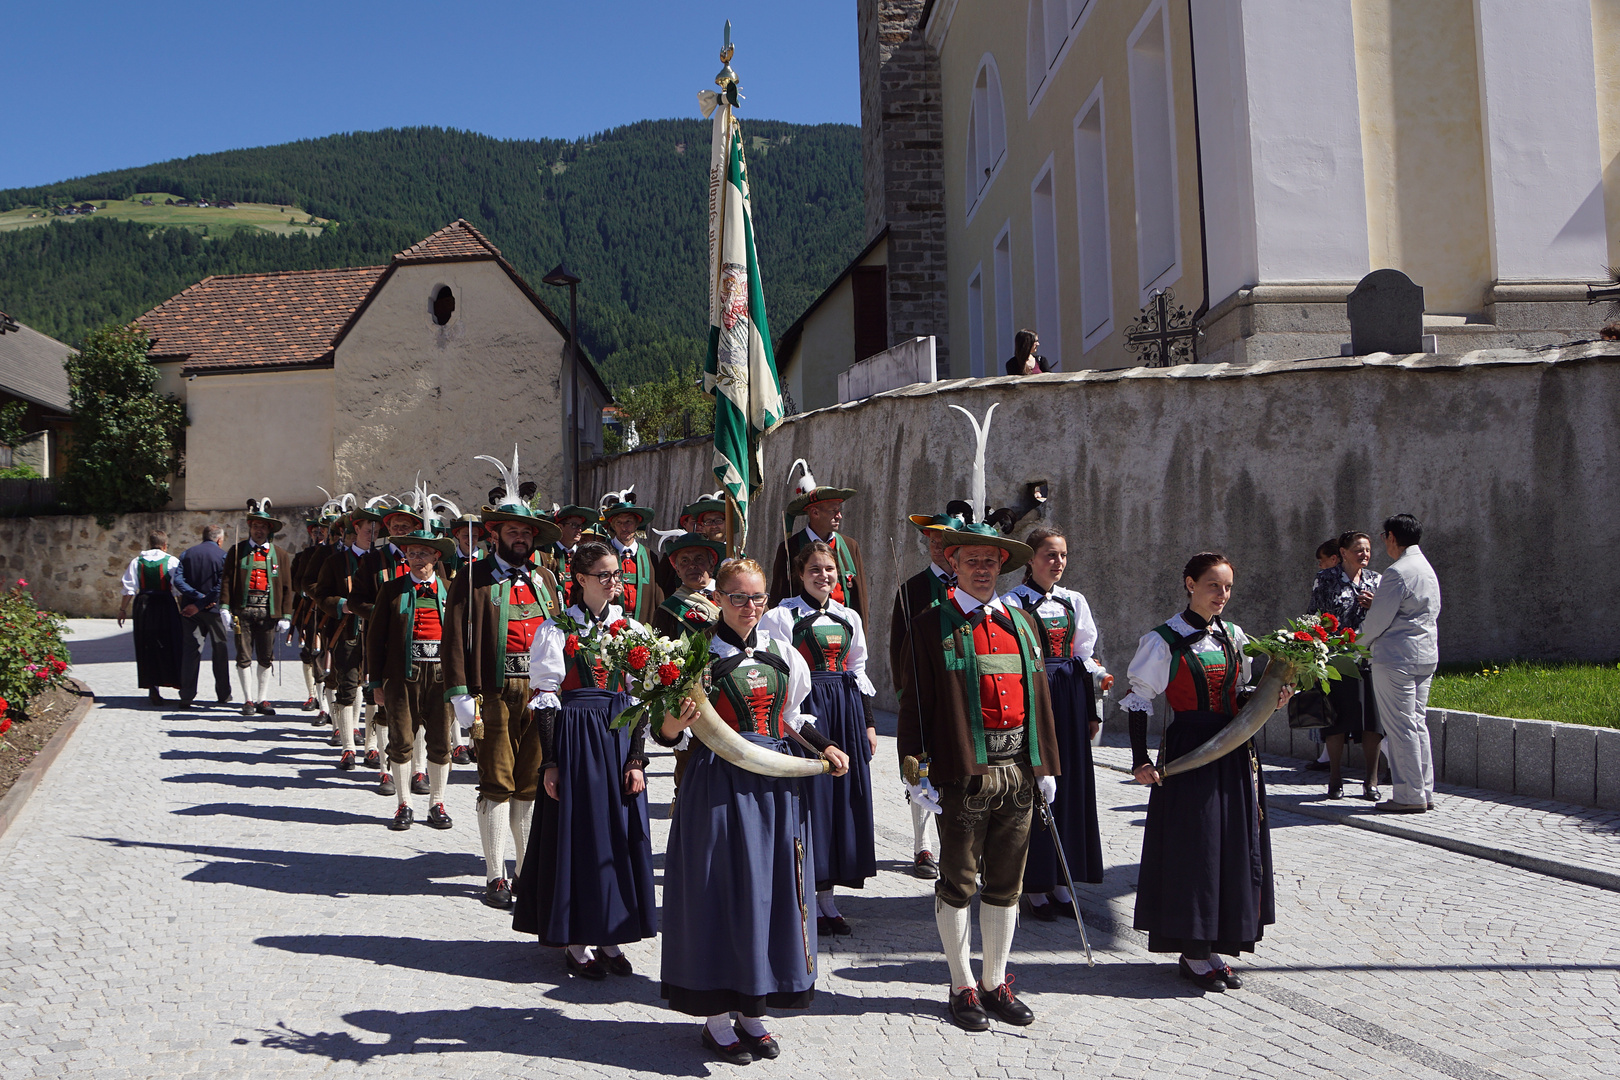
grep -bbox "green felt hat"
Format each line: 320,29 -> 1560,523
662,532 -> 728,562
244,498 -> 283,533
393,529 -> 457,559
934,523 -> 1033,575
678,491 -> 728,524
474,445 -> 563,543
597,487 -> 656,530
551,504 -> 597,525
908,511 -> 967,534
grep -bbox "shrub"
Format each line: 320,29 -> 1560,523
0,578 -> 73,716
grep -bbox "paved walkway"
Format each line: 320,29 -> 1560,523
2,620 -> 1617,1079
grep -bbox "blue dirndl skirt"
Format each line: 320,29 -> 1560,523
1023,656 -> 1105,891
660,732 -> 818,1016
512,687 -> 658,947
801,670 -> 876,890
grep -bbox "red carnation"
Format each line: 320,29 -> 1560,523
564,633 -> 580,658
627,645 -> 651,671
51,660 -> 67,674
610,619 -> 630,637
1344,628 -> 1357,643
1320,612 -> 1338,630
657,662 -> 682,687
1313,626 -> 1329,641
1292,631 -> 1313,642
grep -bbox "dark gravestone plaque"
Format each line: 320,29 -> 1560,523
1347,269 -> 1424,355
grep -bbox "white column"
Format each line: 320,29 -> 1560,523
1473,0 -> 1607,282
1192,0 -> 1370,298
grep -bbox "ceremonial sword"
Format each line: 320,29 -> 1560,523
1034,787 -> 1094,966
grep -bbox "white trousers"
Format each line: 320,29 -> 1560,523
1371,661 -> 1436,806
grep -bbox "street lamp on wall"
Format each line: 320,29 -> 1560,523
541,263 -> 582,506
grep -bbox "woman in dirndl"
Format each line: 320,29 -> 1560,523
1002,528 -> 1112,922
1124,552 -> 1290,992
657,557 -> 851,1065
118,534 -> 184,704
759,539 -> 878,936
512,540 -> 657,978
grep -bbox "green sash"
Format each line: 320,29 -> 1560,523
939,602 -> 1044,767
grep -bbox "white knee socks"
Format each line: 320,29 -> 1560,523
339,704 -> 357,752
255,664 -> 271,704
911,799 -> 934,853
390,762 -> 410,807
301,662 -> 315,698
235,667 -> 253,705
477,798 -> 507,881
979,902 -> 1018,990
427,760 -> 449,804
509,798 -> 535,871
411,735 -> 427,775
935,899 -> 973,991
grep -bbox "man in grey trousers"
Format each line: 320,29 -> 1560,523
1359,514 -> 1442,813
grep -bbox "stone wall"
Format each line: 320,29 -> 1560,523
858,0 -> 949,370
583,344 -> 1620,713
0,508 -> 319,619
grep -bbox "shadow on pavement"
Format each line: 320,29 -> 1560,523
173,802 -> 384,827
256,1009 -> 710,1074
830,958 -> 1195,1001
87,837 -> 485,898
256,935 -> 557,986
65,629 -> 135,664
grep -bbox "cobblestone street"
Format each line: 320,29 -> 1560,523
2,620 -> 1616,1079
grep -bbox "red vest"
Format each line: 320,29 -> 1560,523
970,604 -> 1027,731
504,579 -> 545,655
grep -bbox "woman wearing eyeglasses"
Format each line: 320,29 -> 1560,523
511,540 -> 657,979
656,557 -> 851,1065
759,540 -> 878,936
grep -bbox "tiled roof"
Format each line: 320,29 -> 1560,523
0,316 -> 74,413
393,219 -> 503,263
136,265 -> 387,372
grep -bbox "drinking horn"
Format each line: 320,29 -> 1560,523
1157,658 -> 1297,779
675,684 -> 831,777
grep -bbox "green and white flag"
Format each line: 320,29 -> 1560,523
701,91 -> 782,551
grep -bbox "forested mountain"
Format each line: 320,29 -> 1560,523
0,122 -> 864,385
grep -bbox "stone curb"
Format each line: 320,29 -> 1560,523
1095,758 -> 1620,896
0,678 -> 95,844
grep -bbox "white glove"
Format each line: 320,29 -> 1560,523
906,780 -> 943,815
1038,775 -> 1057,805
275,618 -> 291,634
219,610 -> 233,631
451,694 -> 477,732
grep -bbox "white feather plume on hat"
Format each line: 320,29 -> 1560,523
475,444 -> 522,508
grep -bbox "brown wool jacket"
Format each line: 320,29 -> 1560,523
364,573 -> 448,689
889,567 -> 954,695
442,556 -> 562,698
220,541 -> 294,619
895,600 -> 1061,785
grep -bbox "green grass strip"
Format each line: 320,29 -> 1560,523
1429,660 -> 1620,729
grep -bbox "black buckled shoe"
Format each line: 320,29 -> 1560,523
328,728 -> 340,747
388,804 -> 413,831
363,748 -> 380,770
593,948 -> 633,976
483,878 -> 514,909
816,915 -> 851,936
411,772 -> 430,796
353,727 -> 365,746
980,976 -> 1034,1025
377,771 -> 396,797
337,750 -> 355,772
256,701 -> 276,715
301,696 -> 318,712
948,986 -> 991,1032
425,802 -> 453,830
1213,962 -> 1243,990
701,1026 -> 753,1065
913,850 -> 939,879
451,745 -> 472,766
1178,956 -> 1226,992
732,1024 -> 780,1060
565,950 -> 607,980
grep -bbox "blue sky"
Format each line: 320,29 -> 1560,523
0,1 -> 860,189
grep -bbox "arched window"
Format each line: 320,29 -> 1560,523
965,56 -> 1007,220
431,285 -> 455,326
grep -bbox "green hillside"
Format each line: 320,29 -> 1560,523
0,196 -> 331,237
0,122 -> 865,386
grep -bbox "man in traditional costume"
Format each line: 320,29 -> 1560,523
444,452 -> 564,910
440,508 -> 482,766
366,529 -> 459,831
117,529 -> 184,705
352,498 -> 430,794
896,522 -> 1058,1032
768,461 -> 867,623
540,503 -> 593,578
598,488 -> 663,624
889,510 -> 963,879
288,513 -> 333,723
311,504 -> 385,771
220,500 -> 294,717
654,492 -> 727,595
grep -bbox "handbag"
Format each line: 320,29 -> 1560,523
1287,687 -> 1336,730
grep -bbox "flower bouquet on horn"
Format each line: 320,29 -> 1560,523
601,624 -> 712,731
1243,611 -> 1368,693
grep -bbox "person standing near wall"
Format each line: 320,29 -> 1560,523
174,525 -> 232,708
1310,531 -> 1384,800
117,529 -> 183,706
288,514 -> 333,725
769,461 -> 868,624
1004,330 -> 1057,376
311,508 -> 382,771
220,501 -> 293,717
1358,514 -> 1442,814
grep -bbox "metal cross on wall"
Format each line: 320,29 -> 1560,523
1124,287 -> 1198,367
